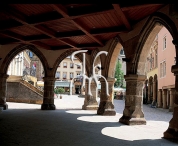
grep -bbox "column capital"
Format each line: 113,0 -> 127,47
43,76 -> 56,81
99,77 -> 116,83
124,74 -> 146,81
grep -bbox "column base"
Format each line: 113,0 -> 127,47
169,108 -> 174,112
0,103 -> 8,110
82,104 -> 98,110
163,128 -> 178,141
151,101 -> 157,108
157,105 -> 163,108
119,115 -> 146,125
97,101 -> 116,116
82,95 -> 99,110
41,104 -> 56,110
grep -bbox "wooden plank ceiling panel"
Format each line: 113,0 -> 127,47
61,35 -> 97,44
40,39 -> 67,46
44,19 -> 80,32
95,33 -> 118,41
77,11 -> 123,29
0,13 -> 10,21
10,4 -> 55,16
64,4 -> 94,9
9,26 -> 43,36
124,5 -> 163,21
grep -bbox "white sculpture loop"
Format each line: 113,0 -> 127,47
70,50 -> 109,96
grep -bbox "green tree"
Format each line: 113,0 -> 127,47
54,87 -> 65,98
114,60 -> 124,87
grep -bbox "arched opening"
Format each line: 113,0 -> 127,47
2,45 -> 48,107
135,14 -> 177,140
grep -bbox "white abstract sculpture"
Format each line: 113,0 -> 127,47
69,50 -> 109,97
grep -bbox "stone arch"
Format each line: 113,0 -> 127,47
53,49 -> 90,77
133,12 -> 178,75
154,74 -> 158,81
149,76 -> 153,83
104,37 -> 124,78
0,44 -> 49,76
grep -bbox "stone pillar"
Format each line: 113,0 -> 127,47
72,84 -> 75,94
82,80 -> 98,110
119,74 -> 146,125
143,80 -> 148,104
164,64 -> 178,140
0,73 -> 9,110
169,88 -> 175,112
151,80 -> 157,107
41,76 -> 56,110
147,82 -> 151,104
162,89 -> 168,109
157,89 -> 162,108
97,77 -> 116,115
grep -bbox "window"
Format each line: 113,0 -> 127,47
76,72 -> 81,76
160,63 -> 162,77
70,72 -> 74,79
63,62 -> 67,68
55,72 -> 60,79
160,60 -> 166,78
77,65 -> 81,69
163,61 -> 166,77
163,36 -> 166,50
70,63 -> 74,68
120,48 -> 124,55
63,72 -> 67,79
155,49 -> 158,67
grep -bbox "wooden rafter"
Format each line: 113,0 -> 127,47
112,4 -> 131,31
121,4 -> 164,11
51,4 -> 104,46
1,6 -> 77,49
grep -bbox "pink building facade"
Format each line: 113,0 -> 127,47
144,26 -> 176,112
158,27 -> 175,89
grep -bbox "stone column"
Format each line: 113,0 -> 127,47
169,88 -> 175,112
72,84 -> 75,94
147,82 -> 151,104
157,89 -> 162,108
0,73 -> 9,110
162,89 -> 168,109
82,80 -> 98,110
151,80 -> 157,107
164,64 -> 178,140
119,74 -> 146,125
97,77 -> 116,115
41,76 -> 56,110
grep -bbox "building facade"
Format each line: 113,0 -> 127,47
144,26 -> 176,111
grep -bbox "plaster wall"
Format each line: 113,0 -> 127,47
158,27 -> 175,89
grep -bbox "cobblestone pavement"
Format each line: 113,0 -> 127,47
0,95 -> 177,146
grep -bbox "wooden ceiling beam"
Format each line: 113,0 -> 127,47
112,4 -> 131,31
31,41 -> 52,50
51,4 -> 104,46
1,6 -> 76,49
121,4 -> 164,11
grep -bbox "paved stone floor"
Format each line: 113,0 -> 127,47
0,95 -> 177,146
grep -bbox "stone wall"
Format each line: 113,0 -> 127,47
6,82 -> 43,104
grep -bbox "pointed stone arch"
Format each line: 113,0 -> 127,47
0,44 -> 49,76
53,49 -> 90,77
133,12 -> 178,75
102,37 -> 124,78
154,74 -> 158,81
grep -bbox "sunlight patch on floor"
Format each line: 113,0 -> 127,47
101,121 -> 169,141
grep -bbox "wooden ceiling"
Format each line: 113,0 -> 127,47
0,4 -> 166,51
